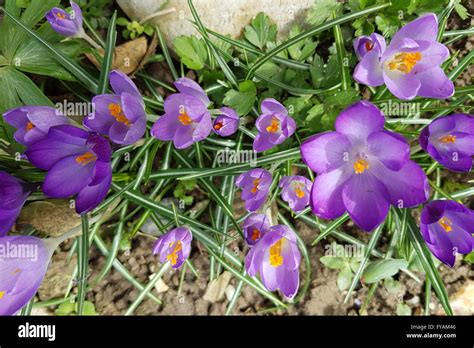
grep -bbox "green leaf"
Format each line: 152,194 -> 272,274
320,255 -> 347,269
337,266 -> 353,291
97,11 -> 117,94
306,0 -> 342,25
243,12 -> 277,50
287,25 -> 317,62
173,35 -> 207,70
362,259 -> 408,284
464,251 -> 474,264
223,80 -> 257,116
453,0 -> 469,20
55,302 -> 75,316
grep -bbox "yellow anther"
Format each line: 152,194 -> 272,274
388,52 -> 422,73
438,217 -> 453,233
75,152 -> 97,166
354,158 -> 369,174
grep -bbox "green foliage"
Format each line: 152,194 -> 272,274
223,80 -> 257,116
116,17 -> 154,40
173,35 -> 208,70
306,0 -> 342,26
287,25 -> 318,62
75,0 -> 111,29
55,300 -> 97,316
464,252 -> 474,264
173,180 -> 197,206
362,259 -> 408,283
243,12 -> 277,50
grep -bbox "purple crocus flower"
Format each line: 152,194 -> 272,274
3,106 -> 70,146
25,125 -> 112,214
236,168 -> 272,212
152,227 -> 193,269
245,225 -> 301,299
253,99 -> 296,152
279,176 -> 313,213
420,200 -> 474,267
419,113 -> 474,172
354,32 -> 386,59
354,13 -> 454,100
0,172 -> 31,237
45,1 -> 83,37
242,213 -> 271,246
84,70 -> 146,145
301,101 -> 429,232
0,235 -> 53,315
212,107 -> 239,137
151,78 -> 212,149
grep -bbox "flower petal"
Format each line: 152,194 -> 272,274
391,13 -> 438,43
368,131 -> 409,171
416,67 -> 454,99
353,49 -> 384,86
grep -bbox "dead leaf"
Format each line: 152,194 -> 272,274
85,36 -> 148,75
18,200 -> 80,237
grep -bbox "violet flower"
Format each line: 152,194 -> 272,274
245,225 -> 301,299
354,13 -> 454,100
84,70 -> 146,145
354,33 -> 386,59
242,213 -> 271,246
419,113 -> 474,172
420,200 -> 474,267
3,106 -> 70,146
0,236 -> 53,315
151,77 -> 212,149
45,1 -> 83,37
236,168 -> 272,212
153,227 -> 192,269
25,125 -> 112,214
279,176 -> 312,213
254,98 -> 296,152
213,107 -> 239,137
301,101 -> 429,232
0,172 -> 31,237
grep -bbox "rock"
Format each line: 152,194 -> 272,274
153,278 -> 170,293
449,280 -> 474,315
116,0 -> 314,48
203,271 -> 232,303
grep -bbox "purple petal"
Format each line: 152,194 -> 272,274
109,70 -> 142,100
391,13 -> 438,43
372,160 -> 429,208
353,49 -> 384,86
301,131 -> 352,174
342,174 -> 390,231
260,98 -> 288,115
174,78 -> 210,106
311,168 -> 351,220
75,164 -> 112,214
416,67 -> 454,99
335,101 -> 385,142
367,131 -> 409,171
383,70 -> 421,100
42,155 -> 94,198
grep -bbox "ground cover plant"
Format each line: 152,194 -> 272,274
0,0 -> 472,316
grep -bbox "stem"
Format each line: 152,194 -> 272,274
139,7 -> 176,25
80,30 -> 102,50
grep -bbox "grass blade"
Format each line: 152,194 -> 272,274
97,11 -> 117,94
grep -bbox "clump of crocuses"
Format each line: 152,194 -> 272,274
301,101 -> 429,231
354,13 -> 454,100
151,78 -> 213,149
419,113 -> 474,172
245,225 -> 301,299
236,168 -> 272,212
84,70 -> 146,145
0,172 -> 32,236
420,200 -> 474,267
153,227 -> 193,269
254,98 -> 296,152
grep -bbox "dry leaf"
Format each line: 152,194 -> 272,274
203,271 -> 232,303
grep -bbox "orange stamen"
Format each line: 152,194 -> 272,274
108,103 -> 130,126
55,12 -> 66,19
438,217 -> 453,233
439,135 -> 456,143
251,228 -> 261,241
167,241 -> 182,265
251,179 -> 260,193
25,121 -> 35,132
269,239 -> 284,267
354,158 -> 369,174
266,116 -> 280,133
75,152 -> 97,166
178,111 -> 193,126
365,41 -> 374,51
388,52 -> 422,74
214,121 -> 224,130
